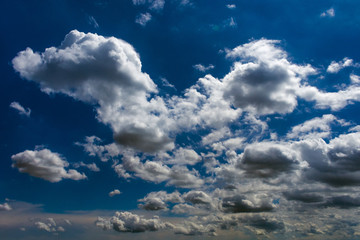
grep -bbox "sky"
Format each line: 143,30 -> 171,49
2,0 -> 360,239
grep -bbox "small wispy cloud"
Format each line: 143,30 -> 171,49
320,7 -> 335,17
135,12 -> 152,26
193,64 -> 215,72
160,77 -> 176,90
226,4 -> 236,9
88,16 -> 99,29
9,101 -> 31,117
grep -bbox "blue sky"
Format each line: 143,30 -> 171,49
2,0 -> 360,239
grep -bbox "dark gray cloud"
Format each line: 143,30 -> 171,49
238,143 -> 298,178
245,215 -> 285,233
114,126 -> 173,153
283,191 -> 324,203
221,195 -> 274,213
298,133 -> 360,187
323,196 -> 360,209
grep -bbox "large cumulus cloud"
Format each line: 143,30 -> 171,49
12,30 -> 172,153
223,39 -> 316,115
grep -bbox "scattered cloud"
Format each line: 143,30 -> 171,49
135,12 -> 152,26
35,218 -> 66,233
321,7 -> 335,17
160,77 -> 176,89
286,114 -> 348,139
193,64 -> 214,72
109,189 -> 121,197
11,148 -> 87,182
9,101 -> 31,117
226,4 -> 236,9
327,57 -> 359,73
87,16 -> 99,29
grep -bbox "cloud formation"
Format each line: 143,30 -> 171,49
9,101 -> 31,117
96,211 -> 173,232
135,12 -> 152,26
0,202 -> 12,211
109,189 -> 121,197
11,149 -> 87,182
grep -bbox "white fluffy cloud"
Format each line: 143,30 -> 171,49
35,218 -> 65,233
109,189 -> 121,197
286,114 -> 348,139
115,154 -> 204,188
11,149 -> 86,182
12,30 -> 174,153
138,191 -> 183,211
327,57 -> 356,73
95,211 -> 174,232
224,39 -> 316,115
9,101 -> 31,117
296,84 -> 360,111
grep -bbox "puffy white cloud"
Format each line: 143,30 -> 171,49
135,12 -> 152,26
193,64 -> 214,72
35,221 -> 52,232
320,7 -> 335,17
183,191 -> 212,205
13,30 -> 175,153
34,218 -> 65,233
168,74 -> 241,130
109,189 -> 121,197
96,211 -> 174,232
115,154 -> 204,188
224,39 -> 316,115
327,57 -> 358,73
75,136 -> 123,162
286,114 -> 348,139
0,202 -> 12,211
12,30 -> 156,102
9,101 -> 31,117
138,190 -> 187,212
164,147 -> 201,165
11,149 -> 86,182
297,84 -> 360,111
